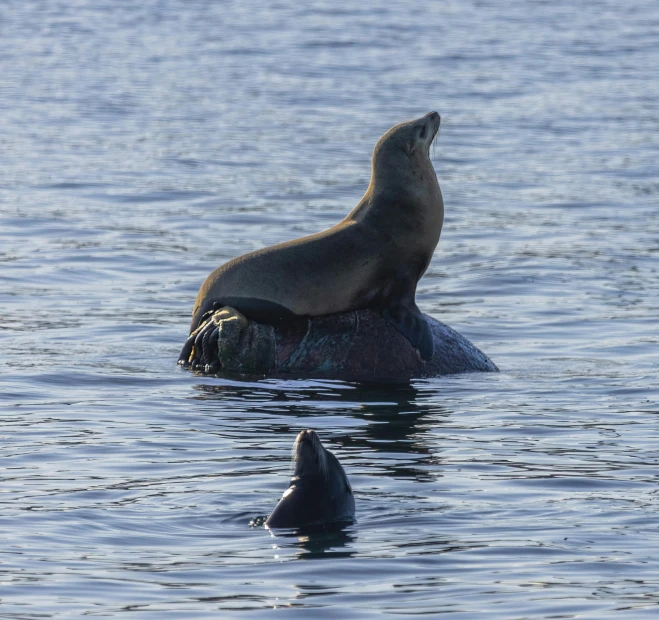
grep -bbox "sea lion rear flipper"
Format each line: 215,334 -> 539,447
192,297 -> 297,333
178,332 -> 196,366
383,303 -> 434,361
220,296 -> 298,325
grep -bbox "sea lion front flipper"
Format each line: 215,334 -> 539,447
383,303 -> 434,361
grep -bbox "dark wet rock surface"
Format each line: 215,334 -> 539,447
179,307 -> 497,381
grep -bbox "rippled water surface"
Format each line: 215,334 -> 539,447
1,1 -> 658,617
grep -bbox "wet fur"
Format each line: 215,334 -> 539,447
266,430 -> 354,530
291,429 -> 328,480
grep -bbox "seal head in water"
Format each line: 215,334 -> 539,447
266,429 -> 355,530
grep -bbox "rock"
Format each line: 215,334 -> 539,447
178,307 -> 497,381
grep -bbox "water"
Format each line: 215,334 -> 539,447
1,0 -> 658,617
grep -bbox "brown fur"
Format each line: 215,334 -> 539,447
189,112 -> 443,357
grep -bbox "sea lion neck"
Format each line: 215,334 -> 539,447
351,149 -> 442,229
370,136 -> 437,194
290,471 -> 326,488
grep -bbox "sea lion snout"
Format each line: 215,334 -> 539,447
410,112 -> 440,149
293,429 -> 328,478
425,111 -> 441,137
295,429 -> 318,451
297,429 -> 316,443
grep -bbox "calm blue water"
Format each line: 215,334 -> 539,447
1,1 -> 658,617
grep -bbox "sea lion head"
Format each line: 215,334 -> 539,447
291,429 -> 330,479
265,430 -> 355,530
366,112 -> 443,239
375,111 -> 441,161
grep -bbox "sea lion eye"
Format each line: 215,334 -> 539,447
417,125 -> 427,140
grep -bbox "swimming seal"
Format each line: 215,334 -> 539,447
185,112 -> 443,360
266,429 -> 354,530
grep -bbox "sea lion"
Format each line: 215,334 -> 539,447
266,429 -> 355,530
184,111 -> 443,361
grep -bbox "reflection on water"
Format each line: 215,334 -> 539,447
272,528 -> 358,561
1,0 -> 659,616
195,380 -> 445,479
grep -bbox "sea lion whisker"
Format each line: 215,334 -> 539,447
290,438 -> 300,475
309,430 -> 328,479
